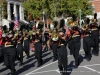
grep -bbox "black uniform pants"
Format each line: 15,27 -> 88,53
24,40 -> 30,57
83,36 -> 91,59
4,54 -> 15,73
17,44 -> 23,64
91,38 -> 99,54
58,45 -> 67,75
51,43 -> 58,60
91,30 -> 99,55
0,46 -> 3,63
35,50 -> 42,65
36,55 -> 42,65
72,36 -> 81,66
68,39 -> 73,55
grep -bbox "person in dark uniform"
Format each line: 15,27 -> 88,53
30,30 -> 36,51
58,30 -> 68,75
89,20 -> 99,56
71,22 -> 81,68
3,33 -> 16,75
67,27 -> 73,55
0,31 -> 3,63
9,22 -> 14,31
50,28 -> 58,61
23,31 -> 30,59
34,32 -> 43,67
16,31 -> 24,66
43,28 -> 49,50
82,24 -> 91,61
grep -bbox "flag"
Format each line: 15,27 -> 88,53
14,17 -> 18,30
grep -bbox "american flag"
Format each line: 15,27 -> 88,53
14,17 -> 18,30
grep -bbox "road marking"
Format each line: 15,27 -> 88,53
83,64 -> 100,67
84,66 -> 100,74
30,70 -> 57,74
25,49 -> 83,75
28,64 -> 100,75
56,69 -> 60,73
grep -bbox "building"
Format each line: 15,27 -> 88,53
89,0 -> 100,19
6,0 -> 24,20
0,0 -> 26,28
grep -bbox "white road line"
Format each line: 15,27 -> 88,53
83,64 -> 100,67
84,66 -> 100,74
30,70 -> 57,74
56,69 -> 60,73
25,49 -> 83,75
25,60 -> 58,75
29,66 -> 84,74
29,64 -> 100,75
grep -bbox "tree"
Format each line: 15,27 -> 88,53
66,0 -> 93,18
22,0 -> 93,20
0,0 -> 7,19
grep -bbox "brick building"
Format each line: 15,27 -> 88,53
89,0 -> 100,19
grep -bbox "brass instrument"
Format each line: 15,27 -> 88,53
36,21 -> 44,29
90,18 -> 96,23
14,32 -> 18,39
82,24 -> 88,30
51,32 -> 59,41
73,21 -> 78,26
50,20 -> 58,30
29,30 -> 36,40
68,19 -> 73,27
49,29 -> 52,36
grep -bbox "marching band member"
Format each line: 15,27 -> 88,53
23,31 -> 30,59
50,28 -> 59,61
66,27 -> 73,55
3,33 -> 16,75
42,28 -> 49,51
34,29 -> 43,67
66,20 -> 73,55
71,22 -> 81,68
30,30 -> 36,51
82,24 -> 91,61
16,31 -> 24,66
58,29 -> 68,75
0,30 -> 3,63
89,19 -> 99,56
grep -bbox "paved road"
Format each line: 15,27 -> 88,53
1,40 -> 100,75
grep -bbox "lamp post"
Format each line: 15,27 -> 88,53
79,9 -> 82,28
43,11 -> 45,29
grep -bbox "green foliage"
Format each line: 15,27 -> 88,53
67,0 -> 93,17
22,0 -> 93,19
0,0 -> 7,19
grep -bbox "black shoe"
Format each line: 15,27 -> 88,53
26,56 -> 30,59
86,57 -> 90,61
74,65 -> 78,68
37,64 -> 42,67
19,63 -> 23,66
41,60 -> 43,65
53,59 -> 56,62
94,53 -> 99,56
14,69 -> 16,72
60,71 -> 64,75
70,52 -> 72,55
11,69 -> 16,75
2,63 -> 5,66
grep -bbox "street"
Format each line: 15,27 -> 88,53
1,39 -> 100,75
